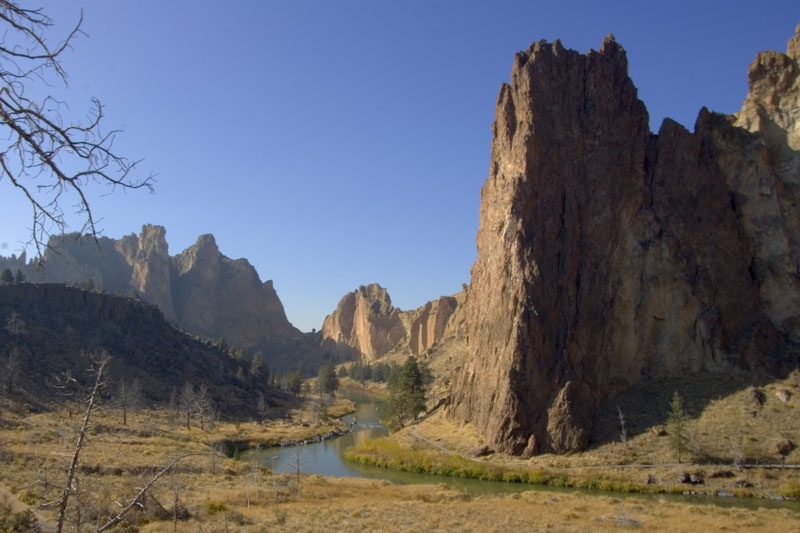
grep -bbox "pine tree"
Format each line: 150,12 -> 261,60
667,391 -> 690,463
383,356 -> 426,430
317,362 -> 339,395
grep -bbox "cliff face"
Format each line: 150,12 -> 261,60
1,225 -> 299,355
321,283 -> 463,362
449,28 -> 800,456
173,234 -> 298,347
119,224 -> 177,321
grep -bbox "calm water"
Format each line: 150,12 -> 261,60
243,391 -> 389,478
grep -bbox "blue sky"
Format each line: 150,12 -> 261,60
1,1 -> 798,331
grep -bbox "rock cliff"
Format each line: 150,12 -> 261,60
321,283 -> 463,362
1,225 -> 300,359
173,234 -> 298,347
449,28 -> 800,456
118,224 -> 177,321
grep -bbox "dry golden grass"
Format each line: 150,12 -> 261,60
0,372 -> 800,532
379,370 -> 800,500
134,475 -> 799,532
0,394 -> 354,530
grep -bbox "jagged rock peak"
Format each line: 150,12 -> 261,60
138,224 -> 168,253
129,224 -> 175,320
448,29 -> 798,457
321,284 -> 464,362
194,233 -> 218,249
321,283 -> 404,362
788,23 -> 800,59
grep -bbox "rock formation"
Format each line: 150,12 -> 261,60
449,27 -> 800,456
173,234 -> 298,347
1,225 -> 299,358
321,283 -> 463,361
119,224 -> 177,321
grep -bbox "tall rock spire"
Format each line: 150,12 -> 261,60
448,29 -> 797,455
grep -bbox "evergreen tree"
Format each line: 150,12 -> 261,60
318,362 -> 339,395
383,356 -> 426,430
668,391 -> 690,463
249,351 -> 269,387
0,269 -> 12,283
287,367 -> 303,395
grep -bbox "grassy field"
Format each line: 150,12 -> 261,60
1,370 -> 799,531
348,369 -> 800,501
1,401 -> 798,532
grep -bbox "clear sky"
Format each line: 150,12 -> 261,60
1,1 -> 799,332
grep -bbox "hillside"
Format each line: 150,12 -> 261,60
0,283 -> 283,417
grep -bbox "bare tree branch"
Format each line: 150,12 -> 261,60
0,1 -> 153,255
55,352 -> 109,533
95,453 -> 204,533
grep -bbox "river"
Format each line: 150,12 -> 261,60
243,390 -> 800,510
243,390 -> 389,478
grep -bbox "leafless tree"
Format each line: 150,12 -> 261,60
179,382 -> 194,431
5,310 -> 25,335
115,378 -> 141,426
56,352 -> 108,533
0,1 -> 153,254
4,346 -> 21,394
95,453 -> 198,532
256,392 -> 269,423
289,448 -> 302,498
194,382 -> 213,431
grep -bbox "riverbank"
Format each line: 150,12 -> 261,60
345,371 -> 800,501
211,395 -> 357,455
2,396 -> 797,531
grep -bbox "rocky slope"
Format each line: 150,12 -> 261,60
321,283 -> 464,362
0,283 -> 278,415
448,27 -> 800,456
0,225 -> 303,369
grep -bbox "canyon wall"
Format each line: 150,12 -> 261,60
321,283 -> 464,362
449,28 -> 800,455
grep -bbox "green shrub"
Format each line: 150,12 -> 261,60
226,510 -> 250,526
206,500 -> 227,514
779,481 -> 800,499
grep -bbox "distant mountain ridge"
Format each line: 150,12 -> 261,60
0,225 -> 309,372
320,283 -> 465,362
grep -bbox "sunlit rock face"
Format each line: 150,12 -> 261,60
449,27 -> 800,456
3,224 -> 299,351
321,284 -> 463,362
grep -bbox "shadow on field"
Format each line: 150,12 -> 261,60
589,369 -> 784,449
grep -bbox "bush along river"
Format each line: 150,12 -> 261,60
243,390 -> 800,511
